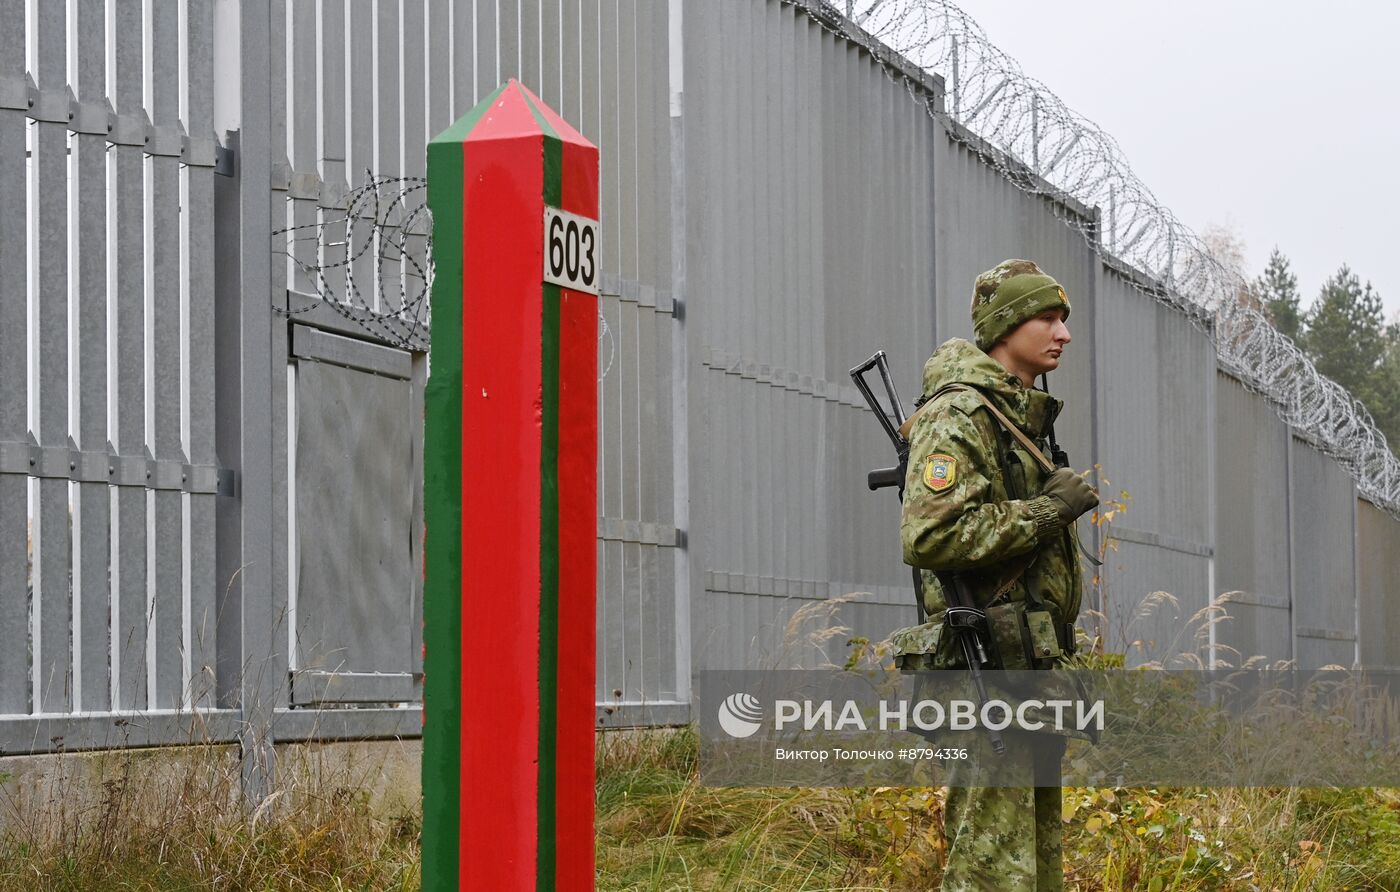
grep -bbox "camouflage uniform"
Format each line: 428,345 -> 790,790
898,260 -> 1085,892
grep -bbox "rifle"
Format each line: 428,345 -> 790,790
1039,372 -> 1069,470
850,350 -> 1006,755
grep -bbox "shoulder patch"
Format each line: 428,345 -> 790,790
923,453 -> 958,491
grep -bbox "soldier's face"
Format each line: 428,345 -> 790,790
1000,309 -> 1071,375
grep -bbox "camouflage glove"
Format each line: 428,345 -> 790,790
1040,468 -> 1098,526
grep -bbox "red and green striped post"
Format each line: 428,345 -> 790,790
423,80 -> 599,891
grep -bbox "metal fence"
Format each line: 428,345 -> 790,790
1,0 -> 1398,803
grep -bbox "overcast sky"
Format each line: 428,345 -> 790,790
948,0 -> 1400,320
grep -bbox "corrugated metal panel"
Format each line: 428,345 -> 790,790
1289,436 -> 1357,668
684,0 -> 940,671
1357,499 -> 1400,669
1214,373 -> 1291,663
1098,541 -> 1211,666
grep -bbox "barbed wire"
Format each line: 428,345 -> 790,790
273,171 -> 619,383
273,172 -> 434,352
808,0 -> 1400,517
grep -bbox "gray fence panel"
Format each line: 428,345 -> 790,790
1098,540 -> 1212,665
34,0 -> 71,713
151,0 -> 184,709
292,358 -> 414,691
1094,266 -> 1214,649
1214,373 -> 1292,663
0,0 -> 26,715
112,0 -> 148,712
1357,499 -> 1400,669
188,0 -> 218,708
73,0 -> 110,713
1289,436 -> 1357,668
683,0 -> 942,672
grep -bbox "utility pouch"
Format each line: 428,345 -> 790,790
890,621 -> 946,670
986,602 -> 1063,669
1026,609 -> 1063,664
985,601 -> 1029,669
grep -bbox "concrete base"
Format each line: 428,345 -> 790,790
0,739 -> 422,837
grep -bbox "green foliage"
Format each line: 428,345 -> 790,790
1255,247 -> 1303,341
1295,263 -> 1400,455
1300,264 -> 1385,394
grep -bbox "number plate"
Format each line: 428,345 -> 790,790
543,207 -> 600,294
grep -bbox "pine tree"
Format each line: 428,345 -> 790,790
1300,265 -> 1384,398
1255,247 -> 1302,341
1369,319 -> 1400,451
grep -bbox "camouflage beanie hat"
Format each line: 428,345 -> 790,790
970,258 -> 1071,352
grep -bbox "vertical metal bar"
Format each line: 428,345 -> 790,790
620,292 -> 641,698
518,0 -> 538,90
111,0 -> 148,712
473,0 -> 498,104
401,0 -> 427,320
0,0 -> 29,714
347,0 -> 373,307
375,0 -> 401,312
450,0 -> 470,113
539,0 -> 561,111
427,0 -> 450,132
635,299 -> 658,698
33,0 -> 71,714
268,0 -> 291,710
150,0 -> 184,710
602,293 -> 624,701
666,0 -> 691,704
410,353 -> 426,690
402,0 -> 425,176
319,0 -> 347,303
598,0 -> 618,276
579,0 -> 598,146
289,0 -> 317,297
73,0 -> 110,713
498,0 -> 519,82
186,0 -> 218,709
239,0 -> 278,805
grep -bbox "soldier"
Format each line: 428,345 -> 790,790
900,259 -> 1099,891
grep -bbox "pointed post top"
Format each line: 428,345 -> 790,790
429,79 -> 595,149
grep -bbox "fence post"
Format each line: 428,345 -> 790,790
422,79 -> 600,891
234,0 -> 277,807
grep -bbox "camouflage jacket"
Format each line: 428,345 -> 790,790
900,338 -> 1083,635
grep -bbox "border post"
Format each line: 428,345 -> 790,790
423,79 -> 600,891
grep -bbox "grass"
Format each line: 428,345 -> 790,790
596,727 -> 1400,891
0,744 -> 420,892
0,729 -> 1396,890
